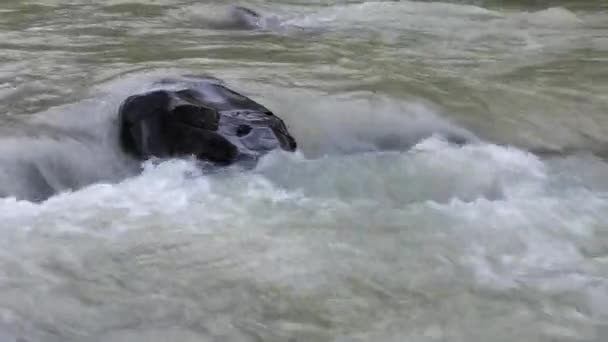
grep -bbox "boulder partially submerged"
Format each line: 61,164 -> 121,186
119,77 -> 297,166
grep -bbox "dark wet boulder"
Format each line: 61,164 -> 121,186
119,77 -> 296,165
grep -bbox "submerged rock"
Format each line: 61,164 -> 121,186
119,77 -> 297,166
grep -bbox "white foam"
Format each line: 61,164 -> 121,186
434,167 -> 608,301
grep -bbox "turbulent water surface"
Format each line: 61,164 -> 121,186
1,0 -> 608,341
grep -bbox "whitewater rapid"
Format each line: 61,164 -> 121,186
0,1 -> 607,341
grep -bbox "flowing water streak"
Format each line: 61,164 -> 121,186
0,1 -> 608,341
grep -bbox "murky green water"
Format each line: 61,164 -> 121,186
0,1 -> 607,341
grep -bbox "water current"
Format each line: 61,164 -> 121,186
0,1 -> 607,341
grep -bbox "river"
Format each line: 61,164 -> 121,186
0,1 -> 607,341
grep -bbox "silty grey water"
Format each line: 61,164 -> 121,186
0,1 -> 607,341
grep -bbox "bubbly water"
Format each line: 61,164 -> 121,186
0,1 -> 607,341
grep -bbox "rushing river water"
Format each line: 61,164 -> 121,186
1,0 -> 608,341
